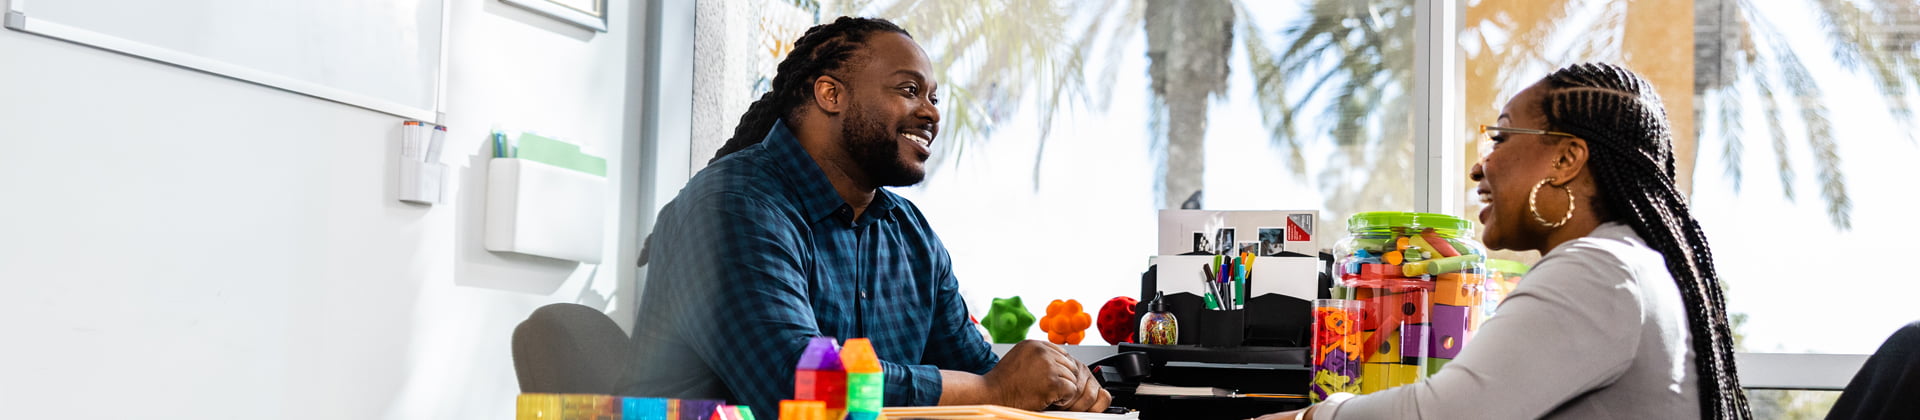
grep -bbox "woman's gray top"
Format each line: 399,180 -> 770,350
1319,222 -> 1702,419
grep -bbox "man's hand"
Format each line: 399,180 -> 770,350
983,340 -> 1111,412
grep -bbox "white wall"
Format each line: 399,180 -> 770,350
0,0 -> 691,418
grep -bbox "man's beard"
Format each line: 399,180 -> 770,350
842,101 -> 927,187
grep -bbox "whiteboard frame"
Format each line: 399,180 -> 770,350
500,0 -> 608,32
3,0 -> 449,123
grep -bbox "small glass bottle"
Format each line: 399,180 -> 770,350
1138,291 -> 1179,345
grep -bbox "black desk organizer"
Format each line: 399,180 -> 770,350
1105,344 -> 1313,420
1105,255 -> 1336,419
1134,253 -> 1336,347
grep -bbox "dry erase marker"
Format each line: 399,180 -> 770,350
426,124 -> 447,162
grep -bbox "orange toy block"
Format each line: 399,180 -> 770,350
1434,273 -> 1485,307
1040,299 -> 1092,345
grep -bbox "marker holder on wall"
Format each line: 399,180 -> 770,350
398,121 -> 449,205
399,160 -> 448,204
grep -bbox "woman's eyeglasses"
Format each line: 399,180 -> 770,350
1475,125 -> 1579,159
1478,124 -> 1578,140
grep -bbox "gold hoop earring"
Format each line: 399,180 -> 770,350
1529,177 -> 1575,229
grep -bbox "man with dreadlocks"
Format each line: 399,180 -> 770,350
1258,63 -> 1753,420
618,17 -> 1110,416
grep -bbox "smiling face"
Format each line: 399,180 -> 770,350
837,32 -> 940,187
1472,81 -> 1567,251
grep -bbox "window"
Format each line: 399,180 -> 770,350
686,0 -> 1913,412
866,0 -> 1419,333
1457,0 -> 1917,356
1455,0 -> 1918,415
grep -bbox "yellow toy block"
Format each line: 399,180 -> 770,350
1359,363 -> 1422,394
1360,328 -> 1404,364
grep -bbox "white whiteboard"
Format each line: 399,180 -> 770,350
4,0 -> 446,122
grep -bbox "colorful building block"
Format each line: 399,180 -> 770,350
779,400 -> 825,420
841,338 -> 885,420
1433,273 -> 1484,306
561,394 -> 619,420
619,397 -> 670,420
677,400 -> 721,420
518,394 -> 563,420
1429,304 -> 1472,359
792,337 -> 845,419
1359,363 -> 1421,394
1360,328 -> 1403,364
1401,324 -> 1430,359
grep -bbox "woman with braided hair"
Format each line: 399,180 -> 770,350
623,17 -> 1111,416
1258,63 -> 1752,420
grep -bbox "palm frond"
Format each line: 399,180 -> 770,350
1238,6 -> 1307,174
1714,79 -> 1745,191
1809,0 -> 1920,145
1739,0 -> 1852,227
1749,59 -> 1797,202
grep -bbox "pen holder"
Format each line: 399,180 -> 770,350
1198,309 -> 1246,347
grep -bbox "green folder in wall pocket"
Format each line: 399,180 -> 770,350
513,133 -> 607,177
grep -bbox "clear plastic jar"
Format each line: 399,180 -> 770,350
1331,212 -> 1488,393
1479,258 -> 1531,324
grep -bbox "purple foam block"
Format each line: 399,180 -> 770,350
797,336 -> 843,371
1430,304 -> 1471,359
1401,324 -> 1430,359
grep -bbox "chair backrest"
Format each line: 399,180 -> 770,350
1826,321 -> 1920,420
512,303 -> 631,394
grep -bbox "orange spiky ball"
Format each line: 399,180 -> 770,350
1040,299 -> 1093,345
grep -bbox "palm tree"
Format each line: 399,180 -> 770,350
1145,0 -> 1236,209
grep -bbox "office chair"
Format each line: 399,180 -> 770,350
1825,321 -> 1920,420
511,303 -> 631,394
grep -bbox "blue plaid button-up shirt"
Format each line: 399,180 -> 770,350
620,120 -> 998,416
